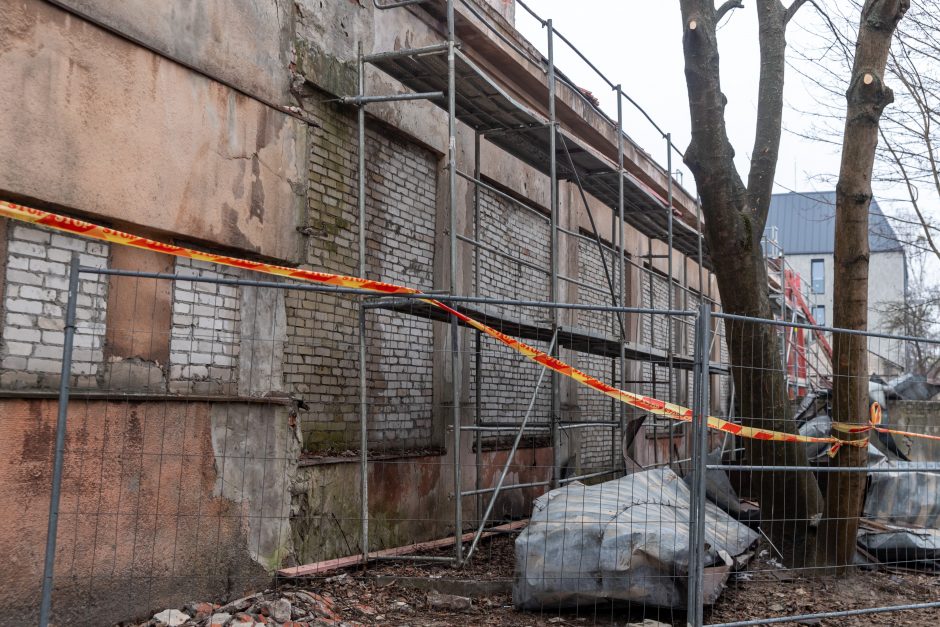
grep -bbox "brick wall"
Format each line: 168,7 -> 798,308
290,92 -> 437,451
169,257 -> 242,395
470,188 -> 554,433
573,236 -> 623,470
0,223 -> 109,389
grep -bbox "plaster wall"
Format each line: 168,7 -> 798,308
0,398 -> 297,626
0,0 -> 307,262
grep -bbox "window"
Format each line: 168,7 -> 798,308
812,305 -> 826,326
811,259 -> 825,294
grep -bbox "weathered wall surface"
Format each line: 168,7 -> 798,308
0,0 -> 307,262
53,0 -> 294,103
290,447 -> 552,564
0,398 -> 297,626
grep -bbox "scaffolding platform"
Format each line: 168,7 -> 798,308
368,48 -> 704,261
372,297 -> 727,374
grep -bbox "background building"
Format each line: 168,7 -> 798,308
766,191 -> 908,376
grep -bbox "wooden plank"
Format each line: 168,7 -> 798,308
277,520 -> 527,578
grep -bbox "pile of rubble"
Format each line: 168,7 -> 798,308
139,589 -> 357,627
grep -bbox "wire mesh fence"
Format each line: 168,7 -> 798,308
6,261 -> 940,626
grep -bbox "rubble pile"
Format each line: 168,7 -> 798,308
137,590 -> 357,627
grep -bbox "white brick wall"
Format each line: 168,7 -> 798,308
169,257 -> 241,394
0,223 -> 108,388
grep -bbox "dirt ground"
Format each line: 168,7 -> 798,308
133,533 -> 940,626
281,534 -> 940,627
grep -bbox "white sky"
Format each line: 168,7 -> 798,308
515,1 -> 940,283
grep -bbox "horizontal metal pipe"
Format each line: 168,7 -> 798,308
363,42 -> 448,62
560,468 -> 620,484
456,234 -> 551,275
455,169 -> 550,222
460,425 -> 549,432
460,480 -> 550,497
714,312 -> 940,346
708,465 -> 940,473
341,92 -> 443,104
557,225 -> 617,253
81,268 -> 697,316
707,601 -> 940,627
557,274 -> 610,295
558,422 -> 620,430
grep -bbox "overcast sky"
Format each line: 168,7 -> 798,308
515,1 -> 939,282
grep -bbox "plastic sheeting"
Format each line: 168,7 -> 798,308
858,525 -> 940,569
513,468 -> 758,610
864,461 -> 940,528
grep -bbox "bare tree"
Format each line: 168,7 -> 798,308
879,2 -> 940,263
824,0 -> 909,572
881,252 -> 940,376
679,0 -> 823,568
677,0 -> 906,569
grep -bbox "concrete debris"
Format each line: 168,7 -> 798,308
136,589 -> 359,627
425,591 -> 472,612
153,609 -> 189,626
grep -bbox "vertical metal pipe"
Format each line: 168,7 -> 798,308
666,134 -> 674,392
39,254 -> 80,627
666,134 -> 676,465
357,42 -> 370,568
687,302 -> 711,627
446,0 -> 462,565
358,43 -> 366,280
697,197 -> 704,307
547,18 -> 561,489
473,131 -> 483,525
358,307 -> 369,565
616,85 -> 626,469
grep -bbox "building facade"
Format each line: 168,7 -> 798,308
0,1 -> 718,623
766,191 -> 908,376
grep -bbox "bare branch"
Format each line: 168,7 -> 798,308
716,0 -> 744,21
785,0 -> 810,24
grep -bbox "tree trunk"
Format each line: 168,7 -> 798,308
819,0 -> 909,572
678,0 -> 824,567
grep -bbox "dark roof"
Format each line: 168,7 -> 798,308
765,191 -> 904,255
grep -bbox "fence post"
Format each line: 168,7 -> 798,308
687,302 -> 711,627
39,254 -> 80,627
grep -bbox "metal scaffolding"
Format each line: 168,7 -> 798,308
354,0 -> 710,567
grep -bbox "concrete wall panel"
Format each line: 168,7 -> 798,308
0,0 -> 306,262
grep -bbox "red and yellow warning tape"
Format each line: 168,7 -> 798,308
1,200 -> 926,453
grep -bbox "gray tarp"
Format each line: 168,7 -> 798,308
858,525 -> 940,568
864,461 -> 940,528
513,468 -> 758,610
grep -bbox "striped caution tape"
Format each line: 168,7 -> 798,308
0,200 -> 887,452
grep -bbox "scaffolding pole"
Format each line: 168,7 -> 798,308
616,84 -> 626,473
446,0 -> 463,566
473,130 -> 483,528
547,18 -> 561,490
356,42 -> 370,568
